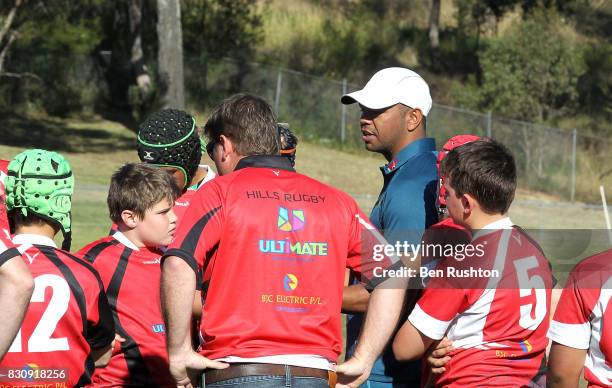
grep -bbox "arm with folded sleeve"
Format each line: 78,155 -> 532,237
0,253 -> 34,360
336,209 -> 417,387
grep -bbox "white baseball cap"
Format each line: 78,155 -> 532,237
341,67 -> 432,116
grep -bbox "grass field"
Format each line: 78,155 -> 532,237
1,115 -> 610,266
1,115 -> 609,374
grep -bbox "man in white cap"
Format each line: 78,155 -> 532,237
341,67 -> 439,387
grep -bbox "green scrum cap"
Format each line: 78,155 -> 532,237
5,149 -> 74,250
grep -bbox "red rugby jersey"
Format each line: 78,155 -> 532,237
1,234 -> 115,387
164,156 -> 396,362
548,249 -> 612,388
409,218 -> 553,387
0,159 -> 19,267
78,234 -> 174,387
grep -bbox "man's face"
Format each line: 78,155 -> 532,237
137,198 -> 177,247
443,178 -> 466,226
359,104 -> 406,156
160,167 -> 187,190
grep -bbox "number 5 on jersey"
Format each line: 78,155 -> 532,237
514,256 -> 547,330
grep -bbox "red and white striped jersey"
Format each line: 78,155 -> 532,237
409,218 -> 554,387
548,249 -> 612,388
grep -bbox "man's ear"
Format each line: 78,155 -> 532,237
120,210 -> 139,228
218,134 -> 235,162
404,107 -> 424,132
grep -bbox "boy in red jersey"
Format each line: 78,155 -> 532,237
393,139 -> 554,387
78,163 -> 180,386
548,248 -> 612,388
1,149 -> 115,387
0,159 -> 34,361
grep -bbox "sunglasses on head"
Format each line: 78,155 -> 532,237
205,139 -> 217,159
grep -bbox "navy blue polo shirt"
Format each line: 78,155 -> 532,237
347,137 -> 438,384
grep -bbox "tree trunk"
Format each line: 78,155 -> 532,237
0,0 -> 23,74
129,0 -> 150,91
156,0 -> 185,109
428,0 -> 441,71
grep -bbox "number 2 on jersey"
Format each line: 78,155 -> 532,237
8,274 -> 71,352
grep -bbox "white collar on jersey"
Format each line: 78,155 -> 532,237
112,231 -> 140,251
200,164 -> 216,184
12,233 -> 57,248
472,217 -> 514,240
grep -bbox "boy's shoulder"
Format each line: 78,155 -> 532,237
29,245 -> 105,291
77,235 -> 122,264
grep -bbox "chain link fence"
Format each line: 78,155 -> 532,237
191,56 -> 611,204
1,54 -> 610,205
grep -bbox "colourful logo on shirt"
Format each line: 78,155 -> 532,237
152,324 -> 166,334
259,239 -> 328,256
384,158 -> 398,173
283,274 -> 298,291
278,206 -> 305,232
519,339 -> 532,353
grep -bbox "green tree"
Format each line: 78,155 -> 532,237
478,10 -> 586,122
1,0 -> 109,115
181,0 -> 262,103
182,0 -> 261,60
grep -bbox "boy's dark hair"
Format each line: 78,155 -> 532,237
11,212 -> 60,235
204,93 -> 279,156
278,123 -> 298,167
107,163 -> 181,224
440,139 -> 517,214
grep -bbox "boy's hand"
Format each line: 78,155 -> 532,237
112,333 -> 126,355
427,337 -> 453,374
169,350 -> 228,388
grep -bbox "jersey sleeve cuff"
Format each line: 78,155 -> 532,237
162,248 -> 198,274
547,320 -> 591,349
363,259 -> 405,291
408,303 -> 451,341
0,247 -> 20,268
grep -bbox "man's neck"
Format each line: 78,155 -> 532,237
387,131 -> 426,162
467,212 -> 508,230
188,165 -> 208,188
15,224 -> 57,240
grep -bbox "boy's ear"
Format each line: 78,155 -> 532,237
120,210 -> 139,228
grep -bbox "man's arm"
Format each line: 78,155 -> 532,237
342,252 -> 421,315
161,256 -> 227,387
193,290 -> 202,320
392,320 -> 435,361
336,285 -> 406,388
547,342 -> 586,388
0,255 -> 34,360
341,283 -> 370,314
